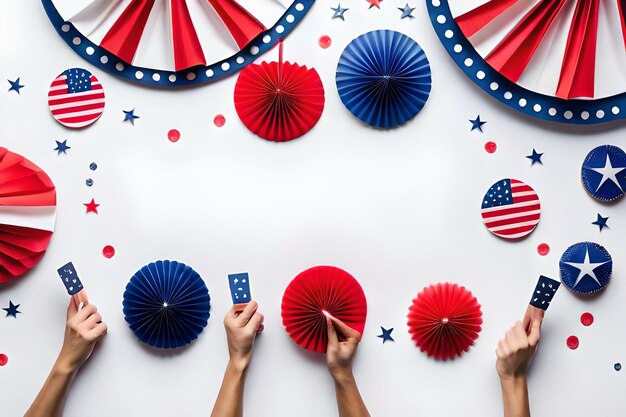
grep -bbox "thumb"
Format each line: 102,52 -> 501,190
326,316 -> 338,349
528,319 -> 541,347
67,297 -> 78,319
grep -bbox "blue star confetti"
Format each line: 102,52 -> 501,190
57,262 -> 84,295
123,108 -> 139,125
581,145 -> 626,202
398,3 -> 415,19
592,214 -> 609,231
469,115 -> 486,132
560,241 -> 612,294
54,140 -> 71,155
331,4 -> 349,20
228,273 -> 251,305
377,326 -> 394,343
3,301 -> 21,318
7,78 -> 24,94
526,149 -> 543,165
529,276 -> 560,310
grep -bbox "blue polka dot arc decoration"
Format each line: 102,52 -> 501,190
336,30 -> 432,129
426,0 -> 626,125
41,0 -> 314,87
559,242 -> 612,294
123,260 -> 211,349
581,145 -> 626,202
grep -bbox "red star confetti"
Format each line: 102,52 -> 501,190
84,199 -> 100,214
367,0 -> 382,9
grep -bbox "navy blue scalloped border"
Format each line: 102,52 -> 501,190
426,0 -> 626,125
42,0 -> 314,88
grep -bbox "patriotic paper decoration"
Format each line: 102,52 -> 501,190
560,242 -> 612,294
480,179 -> 541,240
281,266 -> 367,353
407,282 -> 482,361
529,276 -> 560,310
123,260 -> 211,349
0,148 -> 56,283
228,272 -> 251,305
41,0 -> 314,87
336,30 -> 432,129
47,68 -> 105,129
57,262 -> 83,295
581,145 -> 626,202
234,43 -> 325,142
427,0 -> 626,124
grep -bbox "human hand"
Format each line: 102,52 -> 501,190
55,299 -> 107,375
224,300 -> 264,372
496,313 -> 542,381
326,314 -> 361,382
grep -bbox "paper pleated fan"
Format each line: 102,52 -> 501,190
336,30 -> 432,129
407,282 -> 482,361
123,260 -> 211,349
234,43 -> 325,142
281,266 -> 367,353
0,148 -> 56,283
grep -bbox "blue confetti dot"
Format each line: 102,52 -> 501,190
86,179 -> 93,187
89,162 -> 97,171
615,363 -> 622,371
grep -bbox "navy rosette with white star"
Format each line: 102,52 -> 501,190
560,242 -> 612,294
581,145 -> 626,202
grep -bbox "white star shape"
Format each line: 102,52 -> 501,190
590,154 -> 626,192
564,247 -> 609,289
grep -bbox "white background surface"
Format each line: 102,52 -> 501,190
1,1 -> 626,416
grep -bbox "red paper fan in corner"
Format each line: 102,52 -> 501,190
234,43 -> 325,142
281,266 -> 367,353
407,282 -> 482,361
0,148 -> 56,283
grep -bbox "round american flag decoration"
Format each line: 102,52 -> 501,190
480,179 -> 541,240
47,68 -> 105,129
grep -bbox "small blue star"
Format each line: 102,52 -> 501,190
377,326 -> 394,343
526,149 -> 544,165
331,4 -> 349,20
469,115 -> 487,132
3,301 -> 21,318
7,78 -> 24,94
398,3 -> 415,19
592,213 -> 609,232
123,108 -> 139,125
54,140 -> 71,155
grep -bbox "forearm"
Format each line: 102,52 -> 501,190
333,372 -> 371,417
25,360 -> 76,417
500,377 -> 530,417
210,361 -> 247,417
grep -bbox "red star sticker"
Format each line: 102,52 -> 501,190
84,198 -> 100,214
367,0 -> 382,9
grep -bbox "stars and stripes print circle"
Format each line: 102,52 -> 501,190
480,178 -> 541,240
47,68 -> 105,128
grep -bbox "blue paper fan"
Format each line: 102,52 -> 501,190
335,30 -> 432,129
123,260 -> 211,349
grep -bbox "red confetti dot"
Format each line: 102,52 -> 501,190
168,129 -> 180,142
537,243 -> 550,256
0,354 -> 8,366
581,312 -> 594,326
319,35 -> 332,49
214,114 -> 226,127
102,245 -> 115,259
484,141 -> 497,153
567,335 -> 579,350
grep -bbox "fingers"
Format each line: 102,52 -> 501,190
87,322 -> 108,340
74,303 -> 97,324
247,311 -> 264,333
523,306 -> 545,334
528,318 -> 542,347
235,300 -> 258,325
328,315 -> 361,341
326,317 -> 339,349
83,312 -> 103,330
67,297 -> 78,319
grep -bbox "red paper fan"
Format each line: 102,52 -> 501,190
234,43 -> 325,142
407,282 -> 482,361
281,266 -> 367,353
0,148 -> 56,283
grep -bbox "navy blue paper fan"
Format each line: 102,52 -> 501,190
123,260 -> 211,349
336,30 -> 432,129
